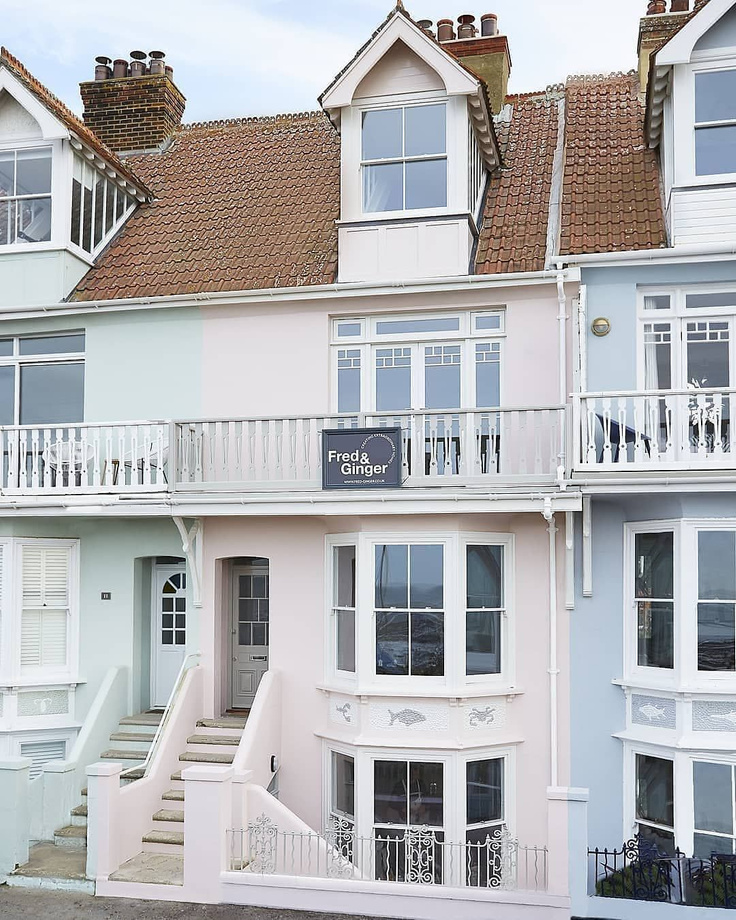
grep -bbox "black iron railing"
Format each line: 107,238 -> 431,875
589,837 -> 736,908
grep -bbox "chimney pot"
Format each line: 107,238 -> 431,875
457,13 -> 477,38
94,56 -> 112,81
149,58 -> 166,75
112,59 -> 128,78
437,18 -> 456,41
417,18 -> 435,36
130,50 -> 147,60
165,64 -> 174,79
670,0 -> 689,10
646,0 -> 667,13
481,13 -> 498,36
129,60 -> 146,77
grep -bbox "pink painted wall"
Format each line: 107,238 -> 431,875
200,284 -> 565,419
200,512 -> 570,845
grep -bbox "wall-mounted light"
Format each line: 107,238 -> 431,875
591,317 -> 611,337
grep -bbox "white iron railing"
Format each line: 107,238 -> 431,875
228,815 -> 547,892
174,407 -> 566,488
0,421 -> 170,492
574,389 -> 736,471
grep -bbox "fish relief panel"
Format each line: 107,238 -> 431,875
693,700 -> 736,732
464,700 -> 507,731
369,701 -> 450,732
631,695 -> 676,730
330,697 -> 357,727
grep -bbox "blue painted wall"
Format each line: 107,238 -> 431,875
572,492 -> 736,849
583,261 -> 736,393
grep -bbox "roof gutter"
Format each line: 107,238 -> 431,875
554,241 -> 736,268
0,268 -> 581,321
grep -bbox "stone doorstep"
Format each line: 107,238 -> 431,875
142,829 -> 184,847
10,842 -> 88,883
108,851 -> 183,886
119,711 -> 163,727
196,717 -> 247,730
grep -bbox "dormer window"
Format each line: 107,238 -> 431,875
70,152 -> 135,256
0,146 -> 52,245
362,103 -> 447,213
695,69 -> 736,176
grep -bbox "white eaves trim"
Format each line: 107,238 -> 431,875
0,67 -> 69,141
321,12 -> 480,113
0,268 -> 580,321
657,0 -> 736,65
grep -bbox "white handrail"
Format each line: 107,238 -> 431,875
120,652 -> 200,781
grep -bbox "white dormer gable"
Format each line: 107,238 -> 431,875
321,7 -> 498,285
0,90 -> 42,140
648,0 -> 736,247
0,68 -> 69,141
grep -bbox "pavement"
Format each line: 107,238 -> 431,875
0,887 -> 386,920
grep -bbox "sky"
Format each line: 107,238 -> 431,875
1,0 -> 650,122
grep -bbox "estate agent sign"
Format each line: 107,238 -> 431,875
322,427 -> 402,490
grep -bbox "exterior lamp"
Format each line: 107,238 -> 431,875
591,317 -> 611,337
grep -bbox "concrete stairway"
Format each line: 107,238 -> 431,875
140,715 -> 247,857
52,710 -> 162,850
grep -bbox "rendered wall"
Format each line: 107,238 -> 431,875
0,250 -> 89,307
201,511 -> 569,847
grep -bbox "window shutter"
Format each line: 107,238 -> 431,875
20,545 -> 71,671
19,739 -> 66,779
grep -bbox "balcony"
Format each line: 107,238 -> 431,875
573,389 -> 736,473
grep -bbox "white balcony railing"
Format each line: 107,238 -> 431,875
173,407 -> 565,489
0,422 -> 170,493
574,389 -> 736,471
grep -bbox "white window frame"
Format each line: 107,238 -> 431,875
624,743 -> 677,849
625,519 -> 736,691
360,100 -> 449,217
325,531 -> 515,695
330,310 -> 506,415
0,538 -> 80,686
637,285 -> 736,391
0,331 -> 85,426
68,151 -> 136,260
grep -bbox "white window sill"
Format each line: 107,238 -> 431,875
0,677 -> 84,690
615,677 -> 736,696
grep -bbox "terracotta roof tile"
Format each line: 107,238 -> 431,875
0,47 -> 149,197
71,112 -> 340,301
560,72 -> 667,256
475,89 -> 562,274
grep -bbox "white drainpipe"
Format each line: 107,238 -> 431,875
542,497 -> 559,789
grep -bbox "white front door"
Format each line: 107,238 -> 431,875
152,565 -> 187,709
231,562 -> 269,709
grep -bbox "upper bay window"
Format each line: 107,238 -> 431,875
71,154 -> 135,256
0,147 -> 52,245
362,104 -> 447,213
695,70 -> 736,177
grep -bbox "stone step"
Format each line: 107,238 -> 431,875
71,813 -> 88,828
81,788 -> 87,797
170,770 -> 183,782
153,808 -> 184,824
100,749 -> 146,761
197,717 -> 248,730
54,825 -> 87,849
108,851 -> 184,887
120,712 -> 163,727
179,751 -> 234,765
70,804 -> 87,818
186,733 -> 241,746
7,842 -> 93,894
109,731 -> 156,745
142,830 -> 184,855
162,789 -> 184,802
121,767 -> 146,785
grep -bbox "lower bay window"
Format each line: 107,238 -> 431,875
635,753 -> 675,853
628,521 -> 736,684
327,533 -> 512,690
326,746 -> 509,885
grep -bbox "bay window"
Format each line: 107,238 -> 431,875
0,146 -> 52,245
635,753 -> 675,853
333,545 -> 357,674
362,104 -> 447,213
466,757 -> 505,885
697,531 -> 736,672
635,531 -> 674,671
466,545 -> 504,676
694,761 -> 736,857
70,153 -> 135,256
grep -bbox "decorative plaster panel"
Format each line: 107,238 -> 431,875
330,697 -> 356,726
17,689 -> 69,718
693,700 -> 736,732
369,700 -> 450,732
464,700 -> 507,731
631,694 -> 676,729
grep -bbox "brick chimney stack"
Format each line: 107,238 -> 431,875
638,1 -> 691,93
80,51 -> 186,154
428,12 -> 511,114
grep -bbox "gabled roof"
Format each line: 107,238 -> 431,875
0,47 -> 150,199
71,113 -> 340,302
320,5 -> 500,171
560,73 -> 667,256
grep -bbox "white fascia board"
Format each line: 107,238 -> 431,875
321,13 -> 479,112
0,68 -> 69,141
658,0 -> 736,65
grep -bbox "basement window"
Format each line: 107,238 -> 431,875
362,103 -> 447,213
0,147 -> 52,245
70,153 -> 135,255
